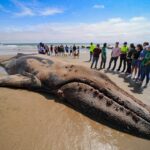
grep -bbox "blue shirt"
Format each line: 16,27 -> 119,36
139,49 -> 147,58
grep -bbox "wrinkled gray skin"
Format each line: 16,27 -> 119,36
0,54 -> 150,139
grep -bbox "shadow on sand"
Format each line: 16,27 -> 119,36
104,69 -> 144,94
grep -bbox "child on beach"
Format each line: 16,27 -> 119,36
91,44 -> 101,69
100,43 -> 107,69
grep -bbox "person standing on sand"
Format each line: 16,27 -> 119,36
37,42 -> 46,54
77,46 -> 80,58
91,44 -> 101,69
117,42 -> 129,72
125,43 -> 136,76
60,44 -> 64,56
73,44 -> 77,58
89,42 -> 96,62
70,46 -> 73,56
65,45 -> 69,56
50,45 -> 53,55
136,42 -> 149,81
107,42 -> 120,71
138,45 -> 150,87
54,46 -> 58,56
44,44 -> 50,55
100,43 -> 107,69
131,44 -> 143,79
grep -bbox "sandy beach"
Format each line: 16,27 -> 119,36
0,52 -> 150,150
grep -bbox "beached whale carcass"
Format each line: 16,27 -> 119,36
0,54 -> 150,139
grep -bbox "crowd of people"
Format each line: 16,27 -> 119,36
89,42 -> 150,88
37,42 -> 150,88
37,42 -> 80,58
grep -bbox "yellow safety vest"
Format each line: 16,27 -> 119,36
121,46 -> 128,54
90,44 -> 96,53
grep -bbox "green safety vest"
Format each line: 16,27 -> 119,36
90,44 -> 96,53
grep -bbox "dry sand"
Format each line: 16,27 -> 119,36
0,53 -> 150,150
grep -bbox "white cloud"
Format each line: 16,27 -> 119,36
0,17 -> 150,43
108,18 -> 123,23
12,0 -> 34,17
39,7 -> 64,16
11,0 -> 63,17
93,4 -> 105,9
14,7 -> 35,17
130,16 -> 146,22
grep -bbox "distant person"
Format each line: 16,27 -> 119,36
131,44 -> 143,79
37,42 -> 45,54
50,45 -> 53,55
44,44 -> 49,55
107,42 -> 120,71
54,46 -> 58,56
138,45 -> 150,87
70,46 -> 73,56
100,43 -> 107,69
89,42 -> 96,62
126,43 -> 136,76
60,44 -> 64,56
58,45 -> 61,55
77,46 -> 80,58
73,44 -> 77,57
117,42 -> 129,72
65,45 -> 69,56
91,44 -> 101,69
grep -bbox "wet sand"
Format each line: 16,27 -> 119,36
0,53 -> 150,150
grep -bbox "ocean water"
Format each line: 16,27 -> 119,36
0,43 -> 115,55
0,43 -> 91,55
0,43 -> 38,55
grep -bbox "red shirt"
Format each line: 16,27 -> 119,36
93,48 -> 101,57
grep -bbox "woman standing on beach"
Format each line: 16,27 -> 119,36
131,44 -> 143,79
100,43 -> 107,69
107,42 -> 120,71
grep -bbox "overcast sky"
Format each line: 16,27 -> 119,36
0,0 -> 150,43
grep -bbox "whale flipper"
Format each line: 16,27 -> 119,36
0,74 -> 41,89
